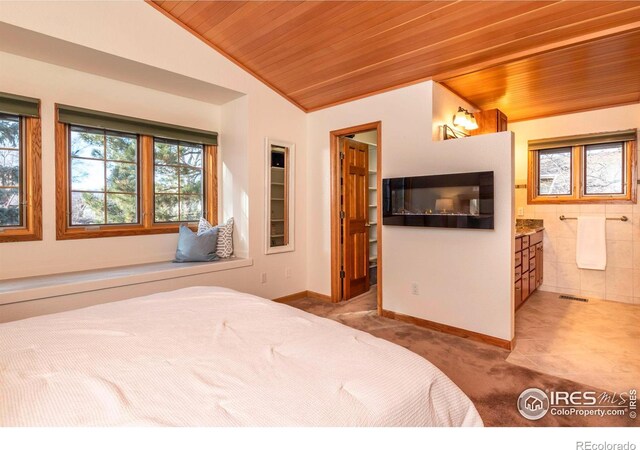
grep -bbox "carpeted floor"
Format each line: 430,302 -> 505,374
286,291 -> 636,427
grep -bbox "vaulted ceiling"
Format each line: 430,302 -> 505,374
149,1 -> 640,121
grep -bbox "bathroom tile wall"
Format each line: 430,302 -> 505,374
515,193 -> 639,304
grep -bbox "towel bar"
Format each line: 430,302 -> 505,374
559,215 -> 628,221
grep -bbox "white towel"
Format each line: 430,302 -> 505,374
576,216 -> 607,270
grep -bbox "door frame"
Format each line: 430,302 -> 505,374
330,121 -> 382,314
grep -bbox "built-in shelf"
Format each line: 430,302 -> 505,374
271,167 -> 285,170
271,234 -> 285,238
270,219 -> 284,222
369,239 -> 377,243
271,182 -> 284,186
368,204 -> 376,208
368,186 -> 376,190
272,198 -> 285,201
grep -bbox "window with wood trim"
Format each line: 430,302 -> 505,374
55,105 -> 218,240
0,93 -> 42,243
528,130 -> 637,204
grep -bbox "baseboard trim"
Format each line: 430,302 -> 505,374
381,309 -> 514,350
307,290 -> 332,302
273,290 -> 332,304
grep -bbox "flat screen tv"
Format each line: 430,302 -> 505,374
382,171 -> 494,229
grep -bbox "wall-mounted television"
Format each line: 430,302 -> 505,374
383,171 -> 494,229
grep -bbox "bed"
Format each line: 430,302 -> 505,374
0,286 -> 482,426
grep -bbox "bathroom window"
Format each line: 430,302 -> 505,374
528,130 -> 636,204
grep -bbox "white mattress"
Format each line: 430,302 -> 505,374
0,286 -> 483,426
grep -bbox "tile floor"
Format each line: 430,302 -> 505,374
509,290 -> 640,393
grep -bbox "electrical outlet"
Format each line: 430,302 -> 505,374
411,282 -> 419,295
261,272 -> 267,284
517,207 -> 524,217
285,267 -> 292,279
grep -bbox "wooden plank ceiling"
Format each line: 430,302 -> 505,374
149,1 -> 640,120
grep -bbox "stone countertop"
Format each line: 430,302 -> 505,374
516,227 -> 545,238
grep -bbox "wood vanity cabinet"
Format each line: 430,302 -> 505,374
515,230 -> 543,310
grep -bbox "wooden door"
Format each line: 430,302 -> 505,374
341,138 -> 370,299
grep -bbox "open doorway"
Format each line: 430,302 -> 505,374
330,122 -> 381,313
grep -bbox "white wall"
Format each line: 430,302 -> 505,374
0,1 -> 307,302
0,52 -> 222,278
431,82 -> 477,141
510,104 -> 640,304
307,81 -> 515,341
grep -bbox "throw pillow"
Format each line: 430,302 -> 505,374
198,217 -> 234,258
174,224 -> 219,263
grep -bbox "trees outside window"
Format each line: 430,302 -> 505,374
55,105 -> 217,240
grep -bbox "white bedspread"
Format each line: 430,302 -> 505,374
0,286 -> 482,426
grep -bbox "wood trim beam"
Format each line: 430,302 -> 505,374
381,309 -> 514,350
144,0 -> 308,113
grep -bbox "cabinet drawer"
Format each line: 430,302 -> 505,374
529,245 -> 536,259
515,265 -> 522,281
529,257 -> 536,271
522,249 -> 530,272
529,269 -> 536,292
522,274 -> 530,299
530,231 -> 543,246
521,235 -> 530,248
536,243 -> 543,252
515,237 -> 522,252
515,251 -> 522,267
515,279 -> 523,306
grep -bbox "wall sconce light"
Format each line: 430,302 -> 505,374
443,107 -> 479,140
453,107 -> 479,131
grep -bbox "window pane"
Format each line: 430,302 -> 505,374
0,149 -> 20,186
71,158 -> 105,192
155,165 -> 179,193
154,139 -> 205,223
70,129 -> 104,159
71,192 -> 105,225
107,193 -> 137,224
155,194 -> 179,222
538,148 -> 572,195
180,195 -> 202,221
0,115 -> 21,228
0,188 -> 20,227
106,162 -> 137,193
180,167 -> 202,194
106,134 -> 137,162
180,145 -> 202,167
585,143 -> 624,195
154,141 -> 178,165
0,116 -> 19,149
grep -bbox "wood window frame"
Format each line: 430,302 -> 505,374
528,138 -> 637,205
0,115 -> 42,243
56,122 -> 217,240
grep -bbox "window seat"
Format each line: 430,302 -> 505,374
0,257 -> 253,306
